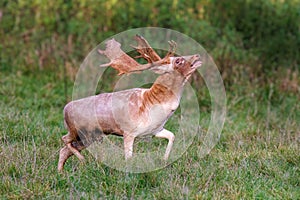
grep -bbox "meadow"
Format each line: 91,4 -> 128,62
1,61 -> 299,199
1,0 -> 299,199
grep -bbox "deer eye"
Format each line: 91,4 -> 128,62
175,58 -> 184,66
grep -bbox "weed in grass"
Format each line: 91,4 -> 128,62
1,68 -> 299,199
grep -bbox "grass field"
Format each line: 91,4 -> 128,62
1,68 -> 299,199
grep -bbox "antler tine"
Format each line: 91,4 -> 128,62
164,40 -> 177,58
98,39 -> 140,75
129,38 -> 177,73
131,34 -> 150,48
131,34 -> 161,63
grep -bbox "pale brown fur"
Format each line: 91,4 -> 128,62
57,36 -> 201,172
140,83 -> 175,113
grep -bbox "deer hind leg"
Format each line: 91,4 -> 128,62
58,146 -> 73,172
62,132 -> 85,161
58,140 -> 86,172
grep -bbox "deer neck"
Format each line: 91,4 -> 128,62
154,72 -> 187,97
141,72 -> 186,110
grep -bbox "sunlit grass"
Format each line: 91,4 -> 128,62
0,70 -> 299,199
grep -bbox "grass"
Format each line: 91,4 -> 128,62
0,69 -> 299,199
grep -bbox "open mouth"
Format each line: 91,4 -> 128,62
191,59 -> 202,68
184,58 -> 202,77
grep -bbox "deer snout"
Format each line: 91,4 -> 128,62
190,54 -> 202,68
192,54 -> 201,62
182,54 -> 201,64
193,54 -> 200,59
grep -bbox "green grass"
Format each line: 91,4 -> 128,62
1,70 -> 299,199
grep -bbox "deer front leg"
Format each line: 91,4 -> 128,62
124,134 -> 135,160
155,129 -> 175,160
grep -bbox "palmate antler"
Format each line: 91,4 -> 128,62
131,34 -> 161,63
98,35 -> 177,75
132,34 -> 177,64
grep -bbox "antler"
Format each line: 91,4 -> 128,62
98,39 -> 140,75
131,34 -> 177,64
98,36 -> 177,75
164,40 -> 177,60
131,34 -> 161,63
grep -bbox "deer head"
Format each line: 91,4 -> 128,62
98,35 -> 201,78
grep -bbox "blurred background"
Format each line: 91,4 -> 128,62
1,0 -> 299,199
1,0 -> 299,82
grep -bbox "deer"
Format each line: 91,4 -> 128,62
57,35 -> 202,172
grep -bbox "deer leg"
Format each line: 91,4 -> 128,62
155,129 -> 175,160
58,141 -> 86,172
58,146 -> 73,172
62,132 -> 85,161
124,135 -> 135,160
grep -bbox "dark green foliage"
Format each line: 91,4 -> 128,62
205,0 -> 300,71
1,0 -> 299,75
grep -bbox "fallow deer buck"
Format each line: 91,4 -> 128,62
58,35 -> 202,171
